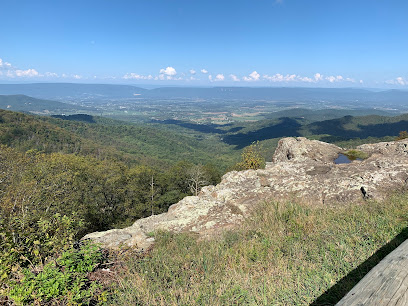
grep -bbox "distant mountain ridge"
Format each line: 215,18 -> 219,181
0,94 -> 91,113
0,83 -> 407,105
0,83 -> 147,100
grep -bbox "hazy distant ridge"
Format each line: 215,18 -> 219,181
0,84 -> 407,105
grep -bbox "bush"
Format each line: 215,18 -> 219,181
6,243 -> 105,305
1,213 -> 107,305
234,141 -> 265,170
0,213 -> 84,282
396,130 -> 408,140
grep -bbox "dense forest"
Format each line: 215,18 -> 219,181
0,109 -> 238,168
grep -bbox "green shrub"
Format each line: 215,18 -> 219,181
0,213 -> 84,281
234,141 -> 265,170
1,213 -> 107,305
7,242 -> 105,305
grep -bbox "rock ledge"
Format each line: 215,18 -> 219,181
83,137 -> 408,250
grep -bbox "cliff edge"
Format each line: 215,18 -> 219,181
83,137 -> 408,250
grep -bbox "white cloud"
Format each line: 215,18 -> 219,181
123,73 -> 153,80
326,76 -> 336,83
230,74 -> 240,82
325,75 -> 344,83
0,58 -> 12,69
396,77 -> 406,85
0,58 -> 48,79
249,71 -> 260,81
189,69 -> 196,75
243,70 -> 261,82
8,69 -> 39,78
360,80 -> 364,84
314,73 -> 323,81
215,74 -> 224,81
262,72 -> 359,85
387,77 -> 407,86
201,69 -> 208,74
298,76 -> 314,82
263,73 -> 298,82
59,73 -> 84,79
44,72 -> 59,78
209,74 -> 224,82
159,66 -> 177,76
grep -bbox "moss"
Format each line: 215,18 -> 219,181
344,149 -> 369,160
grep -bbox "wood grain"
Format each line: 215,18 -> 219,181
336,239 -> 408,305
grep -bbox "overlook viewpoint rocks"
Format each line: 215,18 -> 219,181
83,137 -> 408,250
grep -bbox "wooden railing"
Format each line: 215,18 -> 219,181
336,239 -> 408,305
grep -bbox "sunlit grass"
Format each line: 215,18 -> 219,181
112,192 -> 408,305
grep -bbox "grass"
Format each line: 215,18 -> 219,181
111,193 -> 408,305
344,149 -> 370,161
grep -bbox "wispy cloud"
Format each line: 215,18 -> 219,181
263,73 -> 298,82
0,57 -> 87,80
262,72 -> 358,84
123,73 -> 154,80
0,58 -> 12,69
8,69 -> 39,77
44,72 -> 59,78
385,77 -> 407,86
230,74 -> 240,82
201,69 -> 208,74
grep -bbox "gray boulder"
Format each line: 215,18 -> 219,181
83,137 -> 408,250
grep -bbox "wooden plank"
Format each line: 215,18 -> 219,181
336,239 -> 408,306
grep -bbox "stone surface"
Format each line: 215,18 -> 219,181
82,137 -> 408,250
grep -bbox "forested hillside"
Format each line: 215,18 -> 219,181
160,112 -> 407,151
0,109 -> 238,168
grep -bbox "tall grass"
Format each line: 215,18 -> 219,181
111,193 -> 408,305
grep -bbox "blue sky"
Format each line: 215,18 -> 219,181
1,0 -> 407,87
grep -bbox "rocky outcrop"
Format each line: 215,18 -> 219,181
83,137 -> 408,250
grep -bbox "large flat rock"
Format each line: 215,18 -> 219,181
83,137 -> 408,250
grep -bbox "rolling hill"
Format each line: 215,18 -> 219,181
0,94 -> 92,114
